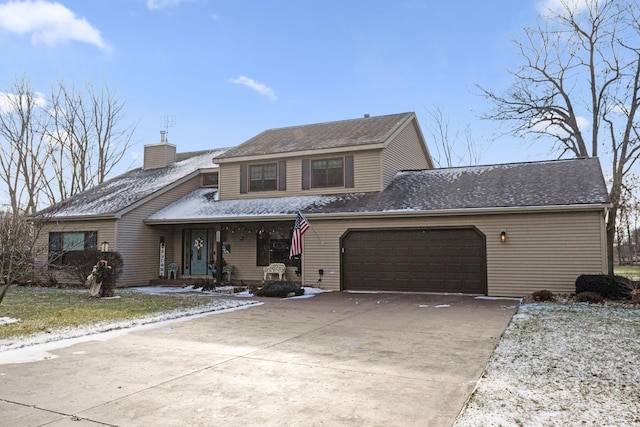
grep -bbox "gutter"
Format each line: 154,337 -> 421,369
143,202 -> 612,226
302,203 -> 613,220
214,143 -> 385,164
27,213 -> 117,222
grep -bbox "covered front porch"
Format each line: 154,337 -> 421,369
150,220 -> 302,285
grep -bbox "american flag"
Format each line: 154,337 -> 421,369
290,212 -> 310,258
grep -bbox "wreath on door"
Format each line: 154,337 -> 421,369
194,237 -> 204,260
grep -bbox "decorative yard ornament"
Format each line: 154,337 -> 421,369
86,259 -> 114,298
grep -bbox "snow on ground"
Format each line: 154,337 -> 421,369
131,285 -> 330,299
454,302 -> 640,426
0,286 -> 329,355
0,295 -> 259,354
0,317 -> 19,326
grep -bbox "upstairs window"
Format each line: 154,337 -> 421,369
202,172 -> 219,187
48,231 -> 97,267
312,158 -> 344,188
249,163 -> 277,192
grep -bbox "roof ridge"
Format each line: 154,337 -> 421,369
415,156 -> 597,173
257,112 -> 414,134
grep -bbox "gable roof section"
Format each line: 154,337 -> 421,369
214,112 -> 417,162
145,157 -> 609,223
34,148 -> 229,219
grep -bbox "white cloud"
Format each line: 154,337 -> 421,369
229,75 -> 277,100
537,0 -> 590,17
0,0 -> 110,51
146,0 -> 189,11
530,112 -> 589,137
0,90 -> 47,115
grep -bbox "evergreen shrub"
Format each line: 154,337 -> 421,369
255,281 -> 304,297
575,274 -> 632,300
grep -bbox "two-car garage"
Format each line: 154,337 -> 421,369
341,227 -> 487,294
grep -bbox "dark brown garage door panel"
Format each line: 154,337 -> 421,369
342,228 -> 487,294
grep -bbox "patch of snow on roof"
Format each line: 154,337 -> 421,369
397,164 -> 507,180
51,149 -> 227,217
149,189 -> 343,220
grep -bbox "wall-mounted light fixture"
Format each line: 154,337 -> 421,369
101,241 -> 110,252
500,230 -> 507,243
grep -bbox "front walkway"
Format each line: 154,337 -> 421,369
0,292 -> 518,426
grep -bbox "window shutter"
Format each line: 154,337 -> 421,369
278,161 -> 287,191
240,164 -> 247,194
345,155 -> 354,188
302,159 -> 310,190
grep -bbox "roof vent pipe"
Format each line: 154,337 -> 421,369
364,114 -> 370,118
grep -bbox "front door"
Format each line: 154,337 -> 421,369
190,229 -> 208,275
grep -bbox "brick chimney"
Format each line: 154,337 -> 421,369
143,131 -> 176,170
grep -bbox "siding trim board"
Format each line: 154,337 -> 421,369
278,160 -> 287,191
214,143 -> 387,164
143,203 -> 608,226
344,155 -> 354,188
304,203 -> 611,221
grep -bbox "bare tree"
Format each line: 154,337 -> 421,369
0,77 -> 51,215
0,76 -> 137,213
43,80 -> 136,201
615,173 -> 640,265
477,0 -> 640,275
425,105 -> 482,167
0,211 -> 40,305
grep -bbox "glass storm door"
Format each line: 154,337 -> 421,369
190,229 -> 208,275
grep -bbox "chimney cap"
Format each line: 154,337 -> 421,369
364,114 -> 370,118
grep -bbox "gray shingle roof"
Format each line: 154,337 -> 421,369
146,157 -> 609,222
147,190 -> 349,221
34,148 -> 229,218
214,112 -> 415,160
310,157 -> 609,213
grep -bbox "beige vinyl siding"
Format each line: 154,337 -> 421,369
215,233 -> 298,282
351,151 -> 383,193
117,175 -> 202,286
33,219 -> 117,285
218,163 -> 240,200
143,143 -> 176,170
219,150 -> 383,200
382,120 -> 432,188
302,210 -> 607,297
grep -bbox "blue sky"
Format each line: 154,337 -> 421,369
0,0 -> 558,175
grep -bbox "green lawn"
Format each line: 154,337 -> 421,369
0,286 -> 223,341
614,265 -> 640,279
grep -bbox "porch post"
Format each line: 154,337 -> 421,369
216,224 -> 223,282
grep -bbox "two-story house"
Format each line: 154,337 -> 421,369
33,112 -> 610,297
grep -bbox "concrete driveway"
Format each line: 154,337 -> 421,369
0,292 -> 518,427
